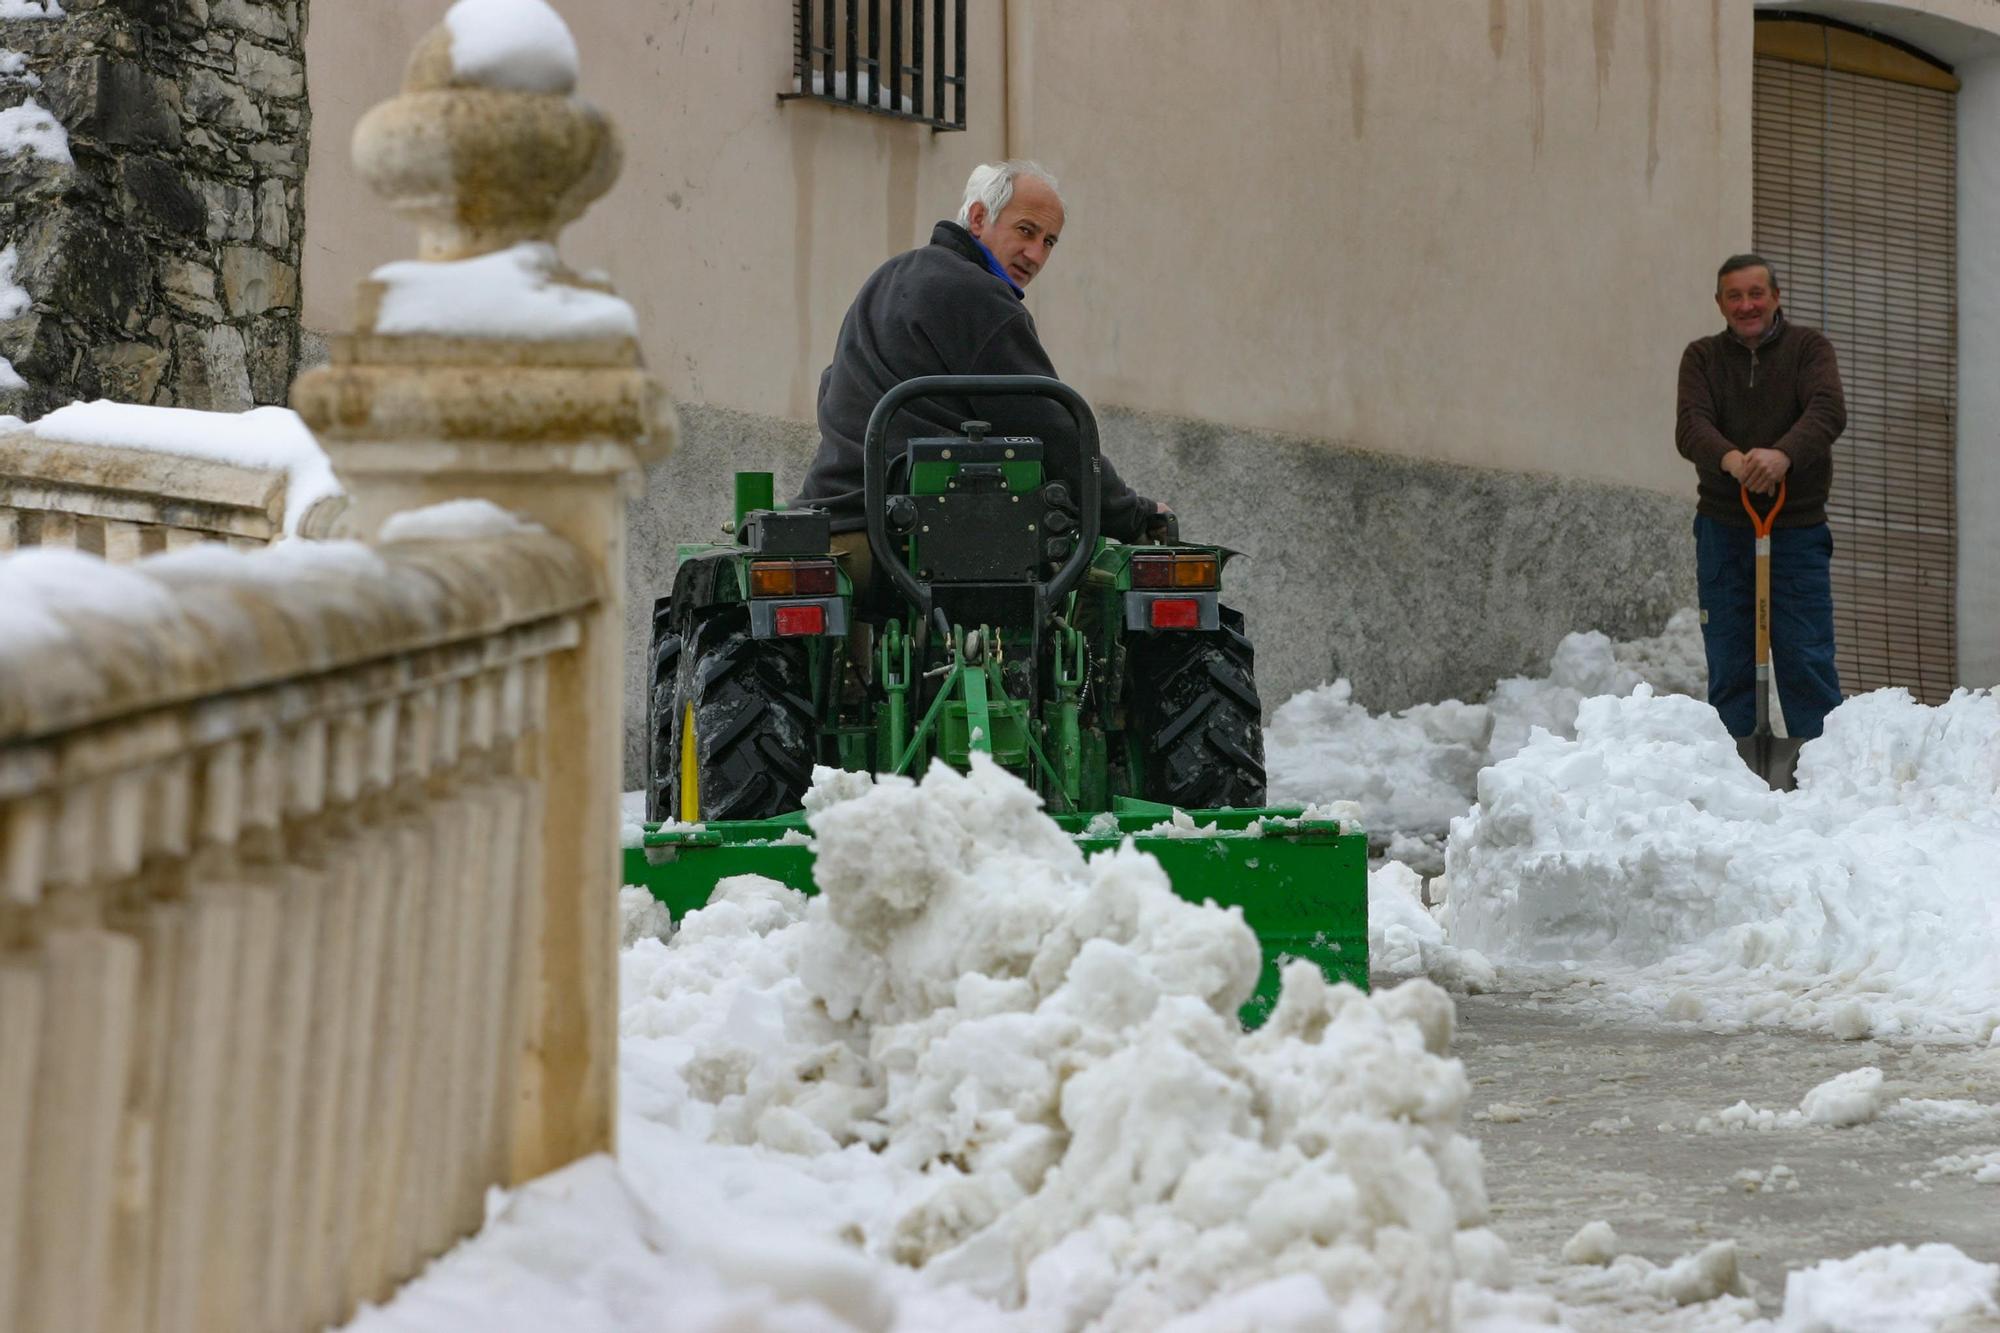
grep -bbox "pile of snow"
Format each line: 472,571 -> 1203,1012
364,756 -> 1526,1330
2,401 -> 341,535
1269,610 -> 1704,861
1770,1243 -> 2000,1331
0,0 -> 63,17
1441,687 -> 2000,1043
373,243 -> 638,341
444,0 -> 578,95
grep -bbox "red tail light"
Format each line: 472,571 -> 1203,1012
773,604 -> 826,636
1150,598 -> 1200,630
792,561 -> 838,595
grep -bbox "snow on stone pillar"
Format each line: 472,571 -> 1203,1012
292,0 -> 673,1182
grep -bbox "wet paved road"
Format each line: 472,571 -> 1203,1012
1451,989 -> 2000,1328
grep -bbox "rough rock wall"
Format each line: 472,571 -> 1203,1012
0,0 -> 307,418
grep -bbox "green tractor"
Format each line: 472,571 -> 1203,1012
624,375 -> 1366,1022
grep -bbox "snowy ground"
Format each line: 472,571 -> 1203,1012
346,614 -> 2000,1332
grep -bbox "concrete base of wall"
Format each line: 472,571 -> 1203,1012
619,403 -> 1697,788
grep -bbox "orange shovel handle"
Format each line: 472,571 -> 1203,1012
1740,478 -> 1787,538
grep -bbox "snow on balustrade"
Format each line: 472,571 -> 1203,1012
0,401 -> 344,556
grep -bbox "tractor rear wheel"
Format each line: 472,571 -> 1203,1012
1126,606 -> 1266,809
664,607 -> 816,822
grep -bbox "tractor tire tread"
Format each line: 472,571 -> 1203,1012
1127,608 -> 1266,809
670,610 -> 815,822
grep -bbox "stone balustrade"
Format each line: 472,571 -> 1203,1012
0,529 -> 598,1332
0,423 -> 345,558
0,3 -> 669,1329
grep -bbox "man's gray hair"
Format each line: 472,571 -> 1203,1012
956,160 -> 1062,228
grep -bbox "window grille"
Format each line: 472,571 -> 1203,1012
782,0 -> 967,132
1752,18 -> 1960,702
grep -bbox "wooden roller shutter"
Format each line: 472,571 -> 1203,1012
1752,19 -> 1958,702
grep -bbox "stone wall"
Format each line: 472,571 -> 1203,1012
0,0 -> 307,418
619,404 -> 1698,787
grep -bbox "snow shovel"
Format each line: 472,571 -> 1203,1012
1738,479 -> 1793,786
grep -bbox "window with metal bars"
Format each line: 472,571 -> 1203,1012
782,0 -> 967,132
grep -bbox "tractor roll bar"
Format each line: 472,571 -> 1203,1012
862,374 -> 1103,622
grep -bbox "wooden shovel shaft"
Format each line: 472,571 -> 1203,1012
1740,479 -> 1788,738
1754,532 -> 1773,734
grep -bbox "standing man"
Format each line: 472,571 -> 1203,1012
1676,253 -> 1847,789
792,160 -> 1166,604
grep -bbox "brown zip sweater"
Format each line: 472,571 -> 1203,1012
1675,313 -> 1847,528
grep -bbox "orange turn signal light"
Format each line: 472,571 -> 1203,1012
1132,553 -> 1217,590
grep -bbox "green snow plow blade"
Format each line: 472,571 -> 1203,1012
624,801 -> 1367,1028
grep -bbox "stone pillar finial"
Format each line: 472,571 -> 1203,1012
355,16 -> 620,262
290,0 -> 672,1184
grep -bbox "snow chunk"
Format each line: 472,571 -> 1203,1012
0,243 -> 27,391
17,401 -> 340,536
0,96 -> 68,162
1927,1149 -> 2000,1184
379,498 -> 542,543
1883,1098 -> 1997,1128
1827,1001 -> 1874,1041
619,886 -> 672,947
1799,1067 -> 1884,1127
0,0 -> 63,16
1561,1220 -> 1618,1266
1610,1241 -> 1746,1306
1694,1068 -> 1887,1133
443,0 -> 578,94
1773,1243 -> 2000,1332
373,243 -> 637,341
0,243 -> 30,319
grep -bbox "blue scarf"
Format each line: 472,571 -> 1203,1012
971,235 -> 1024,298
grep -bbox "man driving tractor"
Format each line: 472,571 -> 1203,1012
791,160 -> 1171,603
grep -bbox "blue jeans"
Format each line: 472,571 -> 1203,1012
1694,515 -> 1842,739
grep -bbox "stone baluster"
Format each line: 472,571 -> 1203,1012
293,13 -> 671,1180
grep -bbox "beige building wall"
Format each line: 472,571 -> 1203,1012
1023,1 -> 1751,491
303,1 -> 1006,419
305,0 -> 1749,497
